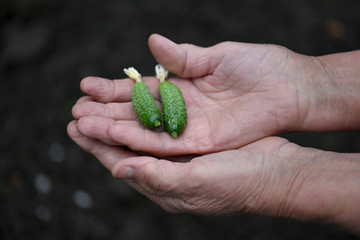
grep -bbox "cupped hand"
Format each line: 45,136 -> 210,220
68,120 -> 292,216
72,34 -> 316,156
68,121 -> 357,230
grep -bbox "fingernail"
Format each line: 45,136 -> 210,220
116,167 -> 133,179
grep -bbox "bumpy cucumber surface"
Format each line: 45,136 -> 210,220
159,81 -> 187,137
132,82 -> 162,128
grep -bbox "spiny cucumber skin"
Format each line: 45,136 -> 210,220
159,81 -> 187,138
132,82 -> 162,129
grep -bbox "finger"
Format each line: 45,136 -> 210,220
80,76 -> 161,103
108,123 -> 192,156
76,114 -> 197,161
67,120 -> 136,171
148,34 -> 220,78
72,101 -> 137,120
76,115 -> 142,146
80,76 -> 133,103
111,156 -> 212,213
76,115 -> 195,157
72,99 -> 164,121
76,96 -> 95,104
111,156 -> 194,197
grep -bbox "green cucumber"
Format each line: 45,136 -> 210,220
124,67 -> 162,129
159,81 -> 187,137
156,64 -> 187,137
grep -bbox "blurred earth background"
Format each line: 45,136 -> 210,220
1,0 -> 360,239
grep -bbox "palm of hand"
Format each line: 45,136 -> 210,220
74,40 -> 303,156
165,43 -> 301,154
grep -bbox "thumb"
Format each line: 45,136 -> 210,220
111,156 -> 192,197
148,34 -> 217,78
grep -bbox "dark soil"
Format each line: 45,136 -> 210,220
1,0 -> 360,239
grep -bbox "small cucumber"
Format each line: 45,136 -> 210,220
156,64 -> 187,137
124,67 -> 162,129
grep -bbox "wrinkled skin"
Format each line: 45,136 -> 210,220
68,34 -> 360,234
70,34 -> 321,156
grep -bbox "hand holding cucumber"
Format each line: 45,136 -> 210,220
68,34 -> 360,233
71,34 -> 313,156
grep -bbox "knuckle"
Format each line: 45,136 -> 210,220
185,162 -> 206,190
139,161 -> 174,196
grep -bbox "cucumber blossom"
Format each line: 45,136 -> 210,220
124,67 -> 162,129
155,64 -> 187,138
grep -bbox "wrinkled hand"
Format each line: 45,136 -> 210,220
68,35 -> 360,233
68,121 -> 289,215
68,122 -> 360,234
71,34 -> 315,156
